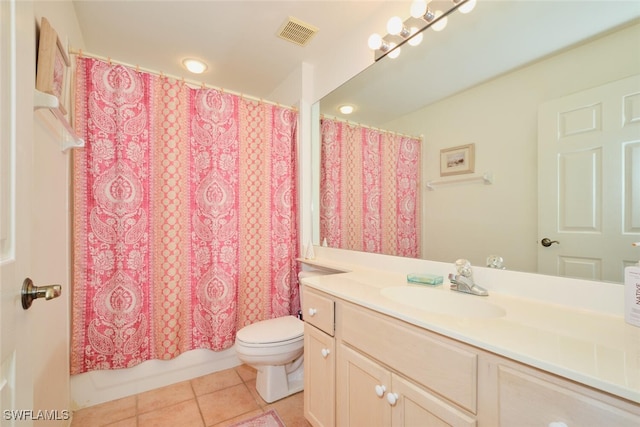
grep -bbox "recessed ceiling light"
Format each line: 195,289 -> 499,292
339,105 -> 354,115
182,58 -> 208,74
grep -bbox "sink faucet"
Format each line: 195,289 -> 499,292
448,259 -> 489,296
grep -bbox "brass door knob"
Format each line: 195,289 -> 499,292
21,277 -> 62,310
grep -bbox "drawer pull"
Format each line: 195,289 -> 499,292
374,384 -> 386,397
386,392 -> 399,406
321,348 -> 331,358
548,423 -> 568,427
308,308 -> 317,316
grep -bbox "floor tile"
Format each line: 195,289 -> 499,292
197,383 -> 261,426
191,367 -> 243,396
138,399 -> 204,427
105,417 -> 137,427
210,408 -> 264,427
71,395 -> 136,427
267,392 -> 311,427
137,379 -> 195,414
234,364 -> 257,382
70,364 -> 307,427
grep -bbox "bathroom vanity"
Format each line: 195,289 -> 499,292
299,257 -> 640,427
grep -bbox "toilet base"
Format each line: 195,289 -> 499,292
255,355 -> 304,403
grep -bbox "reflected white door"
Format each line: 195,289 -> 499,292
538,74 -> 640,282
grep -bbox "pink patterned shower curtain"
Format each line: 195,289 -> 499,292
71,58 -> 299,374
320,118 -> 420,257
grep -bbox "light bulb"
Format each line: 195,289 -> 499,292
410,0 -> 427,18
431,10 -> 448,31
459,0 -> 477,14
339,105 -> 354,115
368,33 -> 383,50
419,7 -> 436,23
182,58 -> 207,74
388,44 -> 401,59
387,16 -> 404,35
408,28 -> 423,46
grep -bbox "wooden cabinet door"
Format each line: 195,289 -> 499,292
391,375 -> 476,427
497,365 -> 640,427
337,344 -> 391,427
304,323 -> 335,427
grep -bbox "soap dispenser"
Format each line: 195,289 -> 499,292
624,242 -> 640,327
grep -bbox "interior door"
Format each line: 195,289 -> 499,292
538,74 -> 640,282
1,0 -> 35,425
2,2 -> 73,426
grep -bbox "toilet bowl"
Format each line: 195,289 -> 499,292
235,315 -> 304,403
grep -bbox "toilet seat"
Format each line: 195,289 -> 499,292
236,315 -> 303,348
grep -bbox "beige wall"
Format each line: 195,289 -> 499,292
29,0 -> 85,423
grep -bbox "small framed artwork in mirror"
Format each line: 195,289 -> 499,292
36,17 -> 70,115
440,143 -> 475,176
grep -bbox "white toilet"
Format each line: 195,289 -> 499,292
235,315 -> 304,403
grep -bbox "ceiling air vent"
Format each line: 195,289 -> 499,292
277,16 -> 318,47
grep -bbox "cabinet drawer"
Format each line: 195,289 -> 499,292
303,289 -> 335,336
498,365 -> 640,426
340,302 -> 477,413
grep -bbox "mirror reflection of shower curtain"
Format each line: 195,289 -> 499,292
71,57 -> 299,374
320,118 -> 420,257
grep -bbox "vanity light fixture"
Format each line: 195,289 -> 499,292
367,33 -> 386,51
387,16 -> 410,38
182,58 -> 208,74
456,0 -> 477,14
408,28 -> 423,47
431,10 -> 448,32
388,43 -> 401,59
369,0 -> 475,60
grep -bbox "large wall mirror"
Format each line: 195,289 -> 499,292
313,0 -> 640,284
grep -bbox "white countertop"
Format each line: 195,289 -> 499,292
299,259 -> 640,404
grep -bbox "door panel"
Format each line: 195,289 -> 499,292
538,75 -> 640,282
337,344 -> 391,427
1,1 -> 34,425
2,2 -> 72,426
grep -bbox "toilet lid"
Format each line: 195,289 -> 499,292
236,315 -> 303,344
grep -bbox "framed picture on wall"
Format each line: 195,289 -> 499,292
36,17 -> 70,115
440,143 -> 475,176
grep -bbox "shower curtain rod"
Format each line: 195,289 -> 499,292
321,113 -> 423,141
68,47 -> 297,111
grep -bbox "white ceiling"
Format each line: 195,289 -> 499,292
71,0 -> 408,100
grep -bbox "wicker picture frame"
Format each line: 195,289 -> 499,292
36,17 -> 70,115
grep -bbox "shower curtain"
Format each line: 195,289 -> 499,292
320,118 -> 420,257
71,57 -> 298,374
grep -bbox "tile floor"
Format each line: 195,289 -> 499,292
70,365 -> 312,427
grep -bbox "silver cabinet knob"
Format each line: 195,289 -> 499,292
21,277 -> 62,309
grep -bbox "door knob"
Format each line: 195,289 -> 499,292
21,277 -> 62,310
541,238 -> 559,247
